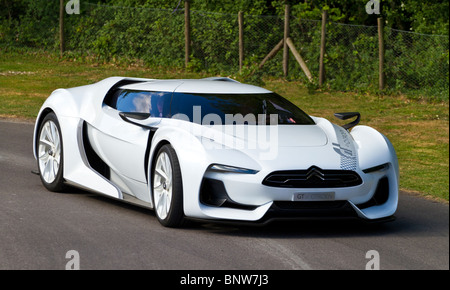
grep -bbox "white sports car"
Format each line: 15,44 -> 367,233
33,77 -> 399,227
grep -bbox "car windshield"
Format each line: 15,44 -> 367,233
171,92 -> 315,125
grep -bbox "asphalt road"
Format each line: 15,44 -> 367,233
0,119 -> 448,270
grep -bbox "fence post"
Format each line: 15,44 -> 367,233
59,0 -> 65,57
258,39 -> 284,69
283,4 -> 290,77
286,38 -> 313,82
185,0 -> 191,69
378,17 -> 385,90
238,11 -> 244,73
319,10 -> 328,87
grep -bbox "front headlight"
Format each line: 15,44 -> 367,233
209,164 -> 259,174
362,163 -> 390,174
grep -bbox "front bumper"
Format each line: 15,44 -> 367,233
197,164 -> 398,222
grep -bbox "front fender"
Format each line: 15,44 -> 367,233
33,89 -> 79,159
148,122 -> 209,217
350,125 -> 399,219
350,125 -> 398,175
148,120 -> 263,219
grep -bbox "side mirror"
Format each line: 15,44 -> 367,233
119,112 -> 151,120
119,112 -> 157,131
334,112 -> 360,130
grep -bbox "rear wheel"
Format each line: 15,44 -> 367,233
37,112 -> 65,192
152,144 -> 184,227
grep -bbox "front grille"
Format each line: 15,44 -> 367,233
262,166 -> 362,188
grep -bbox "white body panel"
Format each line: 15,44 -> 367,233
33,77 -> 399,223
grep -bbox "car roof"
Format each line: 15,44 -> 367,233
119,78 -> 272,94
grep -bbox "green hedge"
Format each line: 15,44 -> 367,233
1,1 -> 448,101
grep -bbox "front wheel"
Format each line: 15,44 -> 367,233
37,112 -> 65,192
152,144 -> 184,227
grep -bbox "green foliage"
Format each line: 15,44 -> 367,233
0,0 -> 59,48
0,0 -> 448,100
384,29 -> 449,101
234,56 -> 266,87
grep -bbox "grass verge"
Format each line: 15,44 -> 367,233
1,51 -> 448,201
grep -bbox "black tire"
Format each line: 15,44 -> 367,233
37,112 -> 66,192
152,144 -> 184,227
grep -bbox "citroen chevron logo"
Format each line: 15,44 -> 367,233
306,166 -> 325,181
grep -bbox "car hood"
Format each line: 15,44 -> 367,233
215,124 -> 328,147
201,118 -> 359,171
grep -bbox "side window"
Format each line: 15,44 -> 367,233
114,90 -> 172,117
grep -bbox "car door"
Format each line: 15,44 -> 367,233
88,82 -> 177,185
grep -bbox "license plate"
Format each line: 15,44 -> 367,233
293,192 -> 335,201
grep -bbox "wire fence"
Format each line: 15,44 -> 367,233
1,1 -> 448,100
